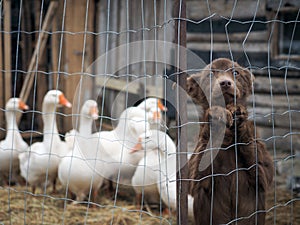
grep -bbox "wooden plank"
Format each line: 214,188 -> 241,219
117,0 -> 127,74
63,0 -> 85,133
187,31 -> 268,43
269,11 -> 279,58
266,0 -> 300,10
62,0 -> 95,133
248,106 -> 300,129
108,0 -> 118,74
0,1 -> 4,138
21,0 -> 33,72
0,0 -> 3,96
129,0 -> 143,78
249,94 -> 300,109
51,13 -> 58,89
96,0 -> 108,58
34,1 -> 41,40
95,76 -> 164,98
4,0 -> 11,102
51,1 -> 61,90
257,125 -> 300,153
187,0 -> 266,20
19,1 -> 58,104
85,0 -> 95,71
64,0 -> 86,75
187,42 -> 268,52
254,76 -> 300,95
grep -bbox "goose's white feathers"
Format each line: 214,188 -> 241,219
0,98 -> 29,182
131,130 -> 194,217
58,100 -> 103,201
92,107 -> 152,185
19,90 -> 71,192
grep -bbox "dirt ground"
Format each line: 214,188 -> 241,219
266,187 -> 300,225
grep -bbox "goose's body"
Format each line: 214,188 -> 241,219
131,130 -> 194,217
132,149 -> 165,204
157,172 -> 194,218
58,100 -> 103,201
131,130 -> 176,203
92,107 -> 151,185
19,90 -> 71,193
0,98 -> 29,183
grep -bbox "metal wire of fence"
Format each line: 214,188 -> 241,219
0,0 -> 299,224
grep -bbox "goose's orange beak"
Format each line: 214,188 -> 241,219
130,137 -> 143,154
19,100 -> 29,110
89,106 -> 99,119
59,94 -> 72,108
158,100 -> 167,112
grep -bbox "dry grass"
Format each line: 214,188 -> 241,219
0,184 -> 175,225
0,182 -> 299,225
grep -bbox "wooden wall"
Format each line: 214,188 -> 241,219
95,0 -> 174,118
56,0 -> 95,133
0,0 -> 96,139
185,0 -> 300,153
1,0 -> 299,153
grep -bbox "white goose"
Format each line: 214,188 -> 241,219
131,130 -> 194,217
58,100 -> 103,202
137,98 -> 167,129
0,98 -> 29,184
157,165 -> 194,218
92,107 -> 152,185
64,100 -> 98,149
19,90 -> 72,193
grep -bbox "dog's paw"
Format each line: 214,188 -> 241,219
227,104 -> 248,125
207,106 -> 233,128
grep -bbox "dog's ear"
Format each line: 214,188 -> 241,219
234,61 -> 255,96
187,74 -> 200,98
186,73 -> 207,106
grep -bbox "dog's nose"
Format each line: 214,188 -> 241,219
220,80 -> 232,89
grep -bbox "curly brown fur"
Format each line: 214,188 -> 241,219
187,58 -> 254,110
188,58 -> 274,225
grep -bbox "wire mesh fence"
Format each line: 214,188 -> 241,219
0,0 -> 299,224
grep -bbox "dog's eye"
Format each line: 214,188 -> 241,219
206,72 -> 214,78
232,70 -> 239,77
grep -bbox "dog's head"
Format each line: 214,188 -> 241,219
187,58 -> 254,109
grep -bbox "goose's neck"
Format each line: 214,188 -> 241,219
79,115 -> 93,137
42,103 -> 60,141
5,110 -> 21,137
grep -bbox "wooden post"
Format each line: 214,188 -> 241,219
0,1 -> 4,137
51,5 -> 60,90
62,0 -> 95,133
3,0 -> 11,102
21,1 -> 33,72
174,0 -> 188,225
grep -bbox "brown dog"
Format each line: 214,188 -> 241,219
187,58 -> 274,225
